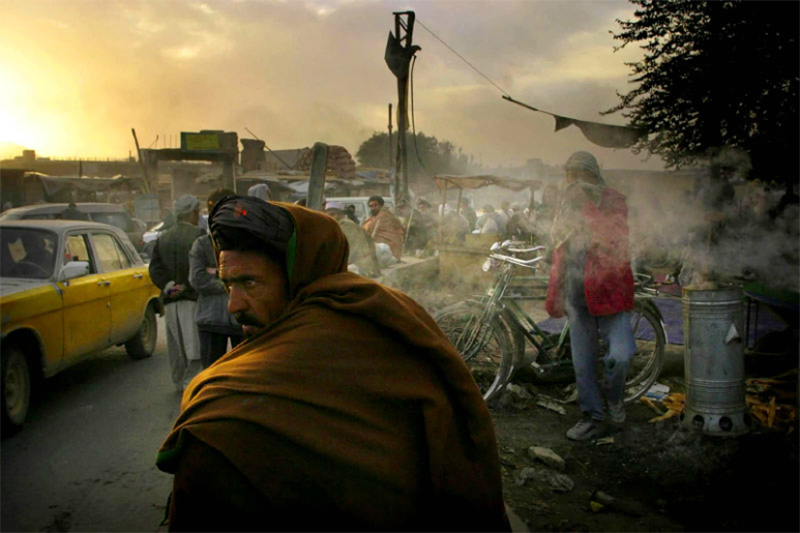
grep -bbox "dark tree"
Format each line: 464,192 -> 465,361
605,0 -> 799,184
356,132 -> 478,182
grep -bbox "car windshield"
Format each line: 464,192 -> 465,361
1,228 -> 58,279
91,212 -> 135,232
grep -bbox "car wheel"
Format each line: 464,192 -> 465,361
2,346 -> 31,433
125,304 -> 157,360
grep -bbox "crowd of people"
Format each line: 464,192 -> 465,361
326,186 -> 567,265
143,153 -> 629,530
142,152 -> 797,530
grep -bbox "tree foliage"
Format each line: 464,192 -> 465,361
356,131 -> 479,182
605,0 -> 799,183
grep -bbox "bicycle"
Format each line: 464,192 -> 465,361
433,240 -> 668,403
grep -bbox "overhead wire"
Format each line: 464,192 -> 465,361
412,17 -> 642,150
416,19 -> 512,98
408,17 -> 514,169
406,18 -> 515,169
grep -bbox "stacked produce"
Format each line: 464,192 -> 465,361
295,145 -> 357,178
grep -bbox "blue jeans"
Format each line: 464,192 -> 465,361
565,300 -> 637,420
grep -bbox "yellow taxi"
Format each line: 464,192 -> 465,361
1,220 -> 163,431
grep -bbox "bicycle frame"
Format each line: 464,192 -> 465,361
476,249 -> 670,380
453,265 -> 515,362
502,297 -> 571,369
472,256 -> 572,377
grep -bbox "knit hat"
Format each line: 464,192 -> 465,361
173,194 -> 200,218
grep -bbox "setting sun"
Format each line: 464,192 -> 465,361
0,64 -> 48,151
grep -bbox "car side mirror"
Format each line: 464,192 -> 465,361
60,261 -> 90,281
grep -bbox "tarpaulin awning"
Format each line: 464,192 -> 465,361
234,172 -> 297,193
27,173 -> 145,197
502,95 -> 645,149
286,181 -> 336,194
355,169 -> 391,182
434,174 -> 542,192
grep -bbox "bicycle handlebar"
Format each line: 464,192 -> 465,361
489,253 -> 545,269
507,245 -> 546,254
491,240 -> 547,255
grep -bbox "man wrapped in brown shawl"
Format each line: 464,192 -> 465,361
362,195 -> 405,260
156,196 -> 508,531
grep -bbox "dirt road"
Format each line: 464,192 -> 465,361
492,348 -> 799,532
1,317 -> 179,532
2,311 -> 797,532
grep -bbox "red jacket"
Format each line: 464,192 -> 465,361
545,186 -> 634,318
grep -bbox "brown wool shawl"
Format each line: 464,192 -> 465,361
156,203 -> 507,529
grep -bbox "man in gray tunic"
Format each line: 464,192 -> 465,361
189,189 -> 244,368
149,194 -> 206,391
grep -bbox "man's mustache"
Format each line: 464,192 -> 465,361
234,313 -> 264,329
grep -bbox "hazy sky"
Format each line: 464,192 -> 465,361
0,0 -> 666,170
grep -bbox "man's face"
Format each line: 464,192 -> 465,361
368,200 -> 381,216
566,168 -> 596,185
219,249 -> 290,337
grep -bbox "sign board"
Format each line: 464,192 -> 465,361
180,131 -> 238,153
182,133 -> 221,151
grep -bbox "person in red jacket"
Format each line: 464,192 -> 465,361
546,151 -> 636,441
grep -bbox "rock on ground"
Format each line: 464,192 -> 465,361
527,446 -> 566,471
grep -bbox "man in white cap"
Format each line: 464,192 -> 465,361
247,183 -> 271,202
149,194 -> 206,391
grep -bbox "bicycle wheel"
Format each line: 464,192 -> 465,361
433,300 -> 514,401
621,299 -> 666,403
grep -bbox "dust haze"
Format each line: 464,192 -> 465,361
1,0 -> 662,171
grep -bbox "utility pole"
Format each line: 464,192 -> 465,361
384,10 -> 420,206
388,103 -> 393,188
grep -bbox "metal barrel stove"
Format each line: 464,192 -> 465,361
681,287 -> 752,436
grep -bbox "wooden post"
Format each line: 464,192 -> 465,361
221,156 -> 236,192
307,142 -> 328,211
401,205 -> 415,257
388,103 -> 394,185
439,181 -> 448,247
397,74 -> 409,206
131,128 -> 152,194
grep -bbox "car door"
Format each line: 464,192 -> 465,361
90,232 -> 150,344
58,232 -> 112,361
